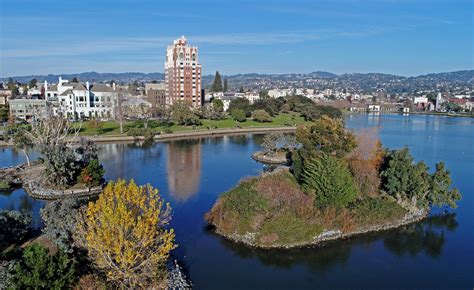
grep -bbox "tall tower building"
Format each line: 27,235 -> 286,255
165,36 -> 202,107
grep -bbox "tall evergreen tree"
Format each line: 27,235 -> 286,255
223,78 -> 228,92
211,71 -> 223,92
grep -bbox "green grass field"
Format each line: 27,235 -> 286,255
76,112 -> 306,136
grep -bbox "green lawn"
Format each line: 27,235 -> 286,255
76,112 -> 306,136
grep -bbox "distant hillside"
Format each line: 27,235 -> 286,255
1,72 -> 165,84
2,70 -> 472,94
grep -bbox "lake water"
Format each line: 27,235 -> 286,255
1,114 -> 473,288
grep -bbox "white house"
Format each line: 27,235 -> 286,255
47,77 -> 117,119
414,96 -> 428,104
244,92 -> 259,104
268,89 -> 288,98
367,104 -> 381,112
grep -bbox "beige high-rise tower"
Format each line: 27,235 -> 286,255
165,36 -> 202,107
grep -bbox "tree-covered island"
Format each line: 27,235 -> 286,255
206,116 -> 461,248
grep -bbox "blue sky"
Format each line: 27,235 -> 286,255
0,0 -> 472,77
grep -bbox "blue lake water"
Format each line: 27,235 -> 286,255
1,114 -> 473,288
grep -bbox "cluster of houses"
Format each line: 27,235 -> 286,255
1,77 -> 473,123
0,77 -> 161,122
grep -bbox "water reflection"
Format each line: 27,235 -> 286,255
210,213 -> 456,272
167,140 -> 201,202
384,212 -> 457,258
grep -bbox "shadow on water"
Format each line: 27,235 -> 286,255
206,212 -> 457,272
383,212 -> 458,258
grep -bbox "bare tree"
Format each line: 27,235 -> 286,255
24,116 -> 80,149
111,91 -> 127,134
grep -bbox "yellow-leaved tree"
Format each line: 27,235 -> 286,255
75,179 -> 176,288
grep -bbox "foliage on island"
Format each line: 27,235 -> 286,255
12,117 -> 105,188
75,179 -> 176,288
206,115 -> 461,248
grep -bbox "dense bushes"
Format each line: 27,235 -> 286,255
9,244 -> 76,289
231,109 -> 246,122
79,159 -> 105,187
205,171 -> 321,245
0,210 -> 32,251
381,147 -> 460,210
300,152 -> 359,209
170,101 -> 200,126
40,198 -> 83,253
127,127 -> 155,141
296,115 -> 356,157
347,128 -> 384,197
252,109 -> 272,122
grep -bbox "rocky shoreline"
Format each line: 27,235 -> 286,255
211,208 -> 428,249
23,181 -> 103,200
167,259 -> 192,289
0,163 -> 104,200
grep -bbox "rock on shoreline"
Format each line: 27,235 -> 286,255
167,259 -> 192,289
212,208 -> 428,249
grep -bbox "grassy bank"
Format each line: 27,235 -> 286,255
76,112 -> 306,136
205,170 -> 408,248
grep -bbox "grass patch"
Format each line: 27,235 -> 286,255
350,198 -> 407,226
257,213 -> 322,245
74,112 -> 307,137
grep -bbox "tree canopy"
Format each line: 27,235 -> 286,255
76,179 -> 176,288
211,71 -> 223,92
381,147 -> 460,209
296,116 -> 356,157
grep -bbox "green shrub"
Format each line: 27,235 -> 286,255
381,147 -> 460,209
295,116 -> 357,157
350,198 -> 407,225
231,109 -> 246,122
10,244 -> 76,289
0,181 -> 11,190
127,128 -> 155,142
148,120 -> 160,128
252,109 -> 272,123
163,128 -> 173,134
40,199 -> 82,253
301,152 -> 359,209
79,159 -> 104,187
0,210 -> 32,251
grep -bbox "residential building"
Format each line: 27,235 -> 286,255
46,77 -> 117,119
145,82 -> 166,109
367,104 -> 381,112
145,82 -> 165,95
244,92 -> 260,104
268,89 -> 288,98
9,98 -> 48,122
165,36 -> 202,107
0,89 -> 12,106
413,96 -> 428,104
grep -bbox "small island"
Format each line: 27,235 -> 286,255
206,116 -> 461,248
251,132 -> 297,165
0,117 -> 105,199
